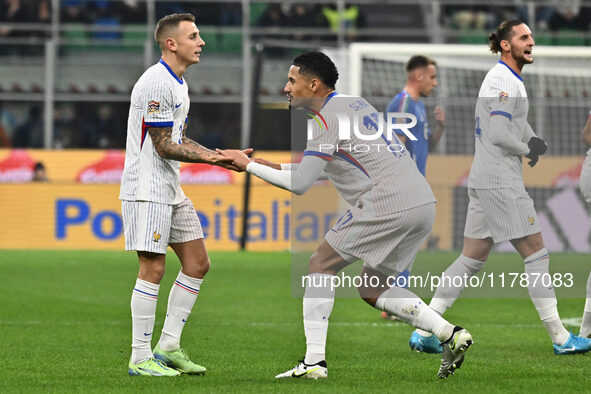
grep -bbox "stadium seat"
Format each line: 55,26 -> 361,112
458,29 -> 486,44
222,33 -> 242,54
555,29 -> 586,46
122,24 -> 147,46
203,32 -> 222,53
534,32 -> 552,45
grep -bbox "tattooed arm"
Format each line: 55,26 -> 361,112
148,126 -> 230,165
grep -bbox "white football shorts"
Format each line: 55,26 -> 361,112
325,202 -> 435,277
463,186 -> 540,243
121,197 -> 204,254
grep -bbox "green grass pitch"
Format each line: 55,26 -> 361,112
1,250 -> 591,393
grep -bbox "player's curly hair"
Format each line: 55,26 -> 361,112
154,13 -> 196,50
292,51 -> 339,90
489,20 -> 524,54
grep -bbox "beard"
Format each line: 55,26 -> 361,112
512,47 -> 533,65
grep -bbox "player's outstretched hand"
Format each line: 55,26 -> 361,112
216,149 -> 252,172
525,137 -> 547,167
253,158 -> 281,170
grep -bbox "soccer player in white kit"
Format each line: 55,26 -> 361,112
410,20 -> 591,355
120,13 -> 245,376
578,109 -> 591,337
221,51 -> 473,379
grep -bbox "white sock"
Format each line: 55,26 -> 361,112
303,274 -> 335,365
131,278 -> 159,364
375,286 -> 454,343
524,248 -> 569,345
158,271 -> 203,351
417,254 -> 486,337
579,272 -> 591,337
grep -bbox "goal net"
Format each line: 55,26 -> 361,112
349,43 -> 591,155
346,43 -> 591,252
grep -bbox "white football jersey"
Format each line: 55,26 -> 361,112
305,93 -> 436,216
587,108 -> 591,156
468,61 -> 530,189
120,59 -> 190,204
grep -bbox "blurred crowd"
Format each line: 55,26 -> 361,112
1,1 -> 590,149
1,1 -> 589,54
0,102 -> 127,149
443,1 -> 590,32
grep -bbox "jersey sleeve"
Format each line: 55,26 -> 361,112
386,94 -> 410,136
246,155 -> 327,195
141,81 -> 174,127
304,112 -> 339,161
487,76 -> 520,122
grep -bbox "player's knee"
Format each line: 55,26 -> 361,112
141,261 -> 166,283
184,256 -> 210,278
199,257 -> 211,276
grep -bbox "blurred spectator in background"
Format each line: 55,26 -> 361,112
156,2 -> 184,20
53,104 -> 76,149
257,4 -> 287,56
91,1 -> 122,41
12,106 -> 43,148
258,4 -> 286,30
31,0 -> 52,40
0,0 -> 31,55
78,103 -> 122,148
119,0 -> 145,23
549,0 -> 590,31
444,5 -> 498,30
219,2 -> 241,25
284,3 -> 326,41
321,3 -> 365,41
61,0 -> 90,23
513,0 -> 556,30
0,104 -> 17,144
0,123 -> 11,147
32,161 -> 48,182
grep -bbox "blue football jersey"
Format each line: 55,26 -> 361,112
385,91 -> 431,175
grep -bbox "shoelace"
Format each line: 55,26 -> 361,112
179,349 -> 190,361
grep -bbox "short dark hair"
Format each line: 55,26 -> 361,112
154,13 -> 196,49
406,55 -> 436,73
488,20 -> 524,54
292,51 -> 339,90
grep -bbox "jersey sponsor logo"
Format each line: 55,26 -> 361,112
499,91 -> 509,102
148,100 -> 160,114
153,231 -> 161,242
175,103 -> 182,109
